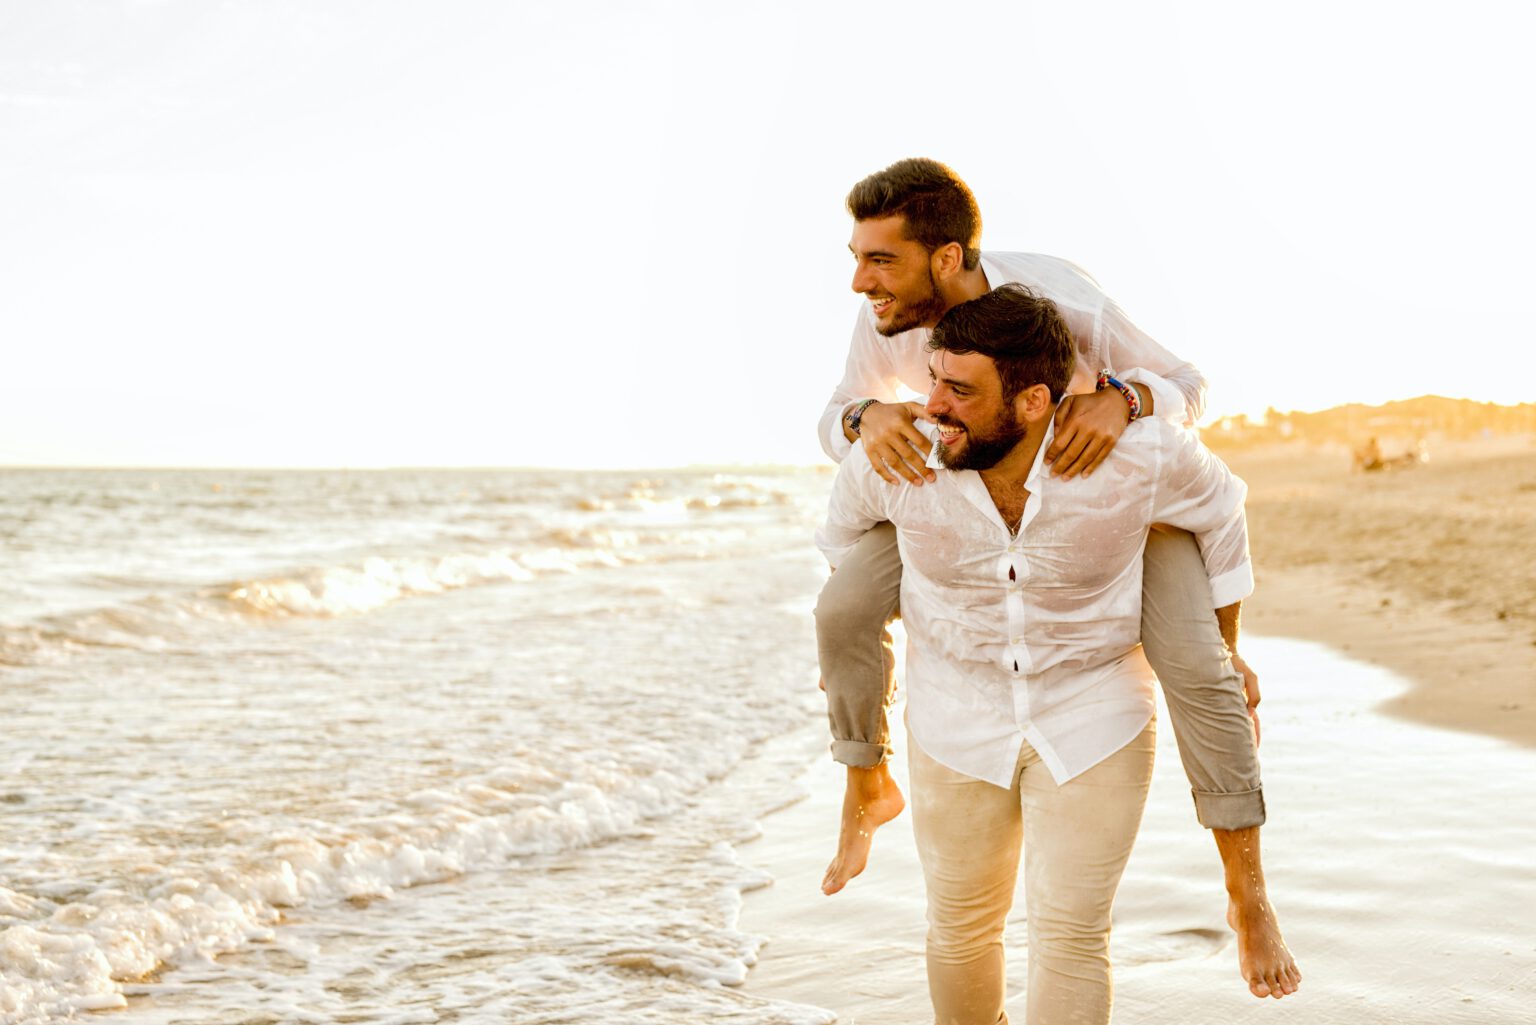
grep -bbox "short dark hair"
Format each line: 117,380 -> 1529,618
846,158 -> 982,271
927,284 -> 1076,402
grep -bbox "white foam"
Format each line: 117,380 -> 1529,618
0,727 -> 774,1020
0,467 -> 838,1023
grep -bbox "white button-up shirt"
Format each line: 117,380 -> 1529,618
815,417 -> 1253,788
820,251 -> 1207,462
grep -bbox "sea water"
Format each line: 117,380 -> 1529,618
0,467 -> 838,1024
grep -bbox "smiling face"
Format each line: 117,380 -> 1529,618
848,215 -> 950,336
924,349 -> 1027,471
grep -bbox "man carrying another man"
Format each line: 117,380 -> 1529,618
812,159 -> 1299,1011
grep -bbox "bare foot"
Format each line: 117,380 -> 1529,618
821,763 -> 905,895
1227,892 -> 1301,999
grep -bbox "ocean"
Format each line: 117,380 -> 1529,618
0,467 -> 840,1024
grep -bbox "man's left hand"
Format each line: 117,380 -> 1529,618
1231,650 -> 1261,745
1046,387 -> 1133,478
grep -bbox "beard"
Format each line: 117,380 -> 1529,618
934,404 -> 1027,471
875,267 -> 949,336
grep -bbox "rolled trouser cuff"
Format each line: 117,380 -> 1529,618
832,738 -> 890,768
817,522 -> 903,768
1192,786 -> 1266,830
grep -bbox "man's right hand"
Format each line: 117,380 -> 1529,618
856,401 -> 937,485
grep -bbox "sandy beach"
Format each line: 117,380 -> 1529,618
739,434 -> 1536,1023
1227,435 -> 1536,749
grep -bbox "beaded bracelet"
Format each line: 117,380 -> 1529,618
1095,370 -> 1143,421
844,398 -> 878,435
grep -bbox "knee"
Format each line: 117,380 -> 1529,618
1029,904 -> 1112,973
927,917 -> 1006,968
815,573 -> 889,638
1142,636 -> 1239,695
926,889 -> 1013,966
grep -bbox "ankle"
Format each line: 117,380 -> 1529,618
1226,882 -> 1269,910
848,762 -> 893,789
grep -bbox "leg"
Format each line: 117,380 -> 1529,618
908,733 -> 1022,1025
1214,827 -> 1301,998
1019,722 -> 1156,1025
1140,526 -> 1263,828
815,522 -> 906,894
1140,527 -> 1300,996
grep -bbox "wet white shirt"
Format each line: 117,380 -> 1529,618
819,251 -> 1207,462
815,417 -> 1253,788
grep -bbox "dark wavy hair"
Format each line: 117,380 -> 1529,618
846,158 -> 982,271
927,284 -> 1076,402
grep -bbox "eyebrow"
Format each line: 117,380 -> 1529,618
849,244 -> 902,259
928,365 -> 974,390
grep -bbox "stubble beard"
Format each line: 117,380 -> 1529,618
934,405 -> 1027,471
875,267 -> 949,337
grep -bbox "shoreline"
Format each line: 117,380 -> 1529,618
1243,563 -> 1536,750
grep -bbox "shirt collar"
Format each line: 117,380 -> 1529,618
1025,416 -> 1056,492
924,421 -> 944,470
977,252 -> 1000,292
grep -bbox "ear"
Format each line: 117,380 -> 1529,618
929,241 -> 965,281
1014,383 -> 1054,424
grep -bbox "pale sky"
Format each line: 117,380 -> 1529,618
2,0 -> 1530,468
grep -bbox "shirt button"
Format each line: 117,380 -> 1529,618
1011,636 -> 1024,646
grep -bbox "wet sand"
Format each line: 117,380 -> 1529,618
1226,435 -> 1536,749
739,434 -> 1536,1023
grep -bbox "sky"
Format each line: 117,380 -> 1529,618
2,0 -> 1531,468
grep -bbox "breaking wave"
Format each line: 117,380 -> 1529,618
0,545 -> 633,666
0,739 -> 757,1023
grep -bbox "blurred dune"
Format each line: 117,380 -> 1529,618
1206,395 -> 1536,448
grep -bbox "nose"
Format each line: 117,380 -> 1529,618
925,386 -> 948,420
851,260 -> 874,294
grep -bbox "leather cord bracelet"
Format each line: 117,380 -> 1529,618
844,398 -> 878,435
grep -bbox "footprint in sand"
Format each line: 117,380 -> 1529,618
1114,927 -> 1229,966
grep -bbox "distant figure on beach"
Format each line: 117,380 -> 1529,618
1357,436 -> 1386,470
818,284 -> 1298,1023
1353,435 -> 1428,472
813,159 -> 1299,1009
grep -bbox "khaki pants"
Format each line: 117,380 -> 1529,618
911,723 -> 1157,1025
814,523 -> 1263,829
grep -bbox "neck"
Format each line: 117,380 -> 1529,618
933,263 -> 991,321
978,409 -> 1053,489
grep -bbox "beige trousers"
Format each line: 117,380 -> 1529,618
910,723 -> 1157,1025
814,522 -> 1263,829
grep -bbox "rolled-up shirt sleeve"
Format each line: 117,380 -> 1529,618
819,310 -> 906,463
1149,422 -> 1253,608
815,446 -> 891,568
1098,297 -> 1208,427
